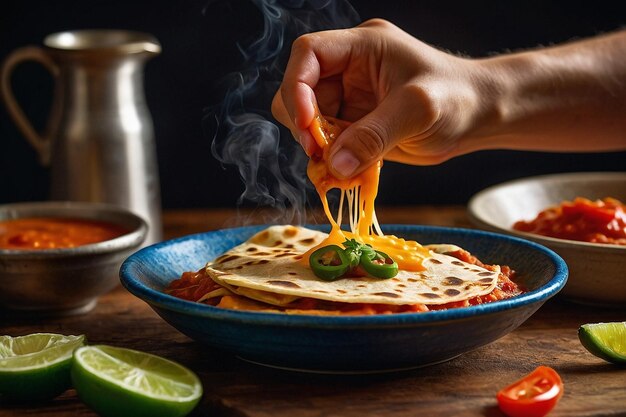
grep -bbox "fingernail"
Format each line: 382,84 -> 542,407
331,149 -> 360,178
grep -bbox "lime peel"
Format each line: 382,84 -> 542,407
0,334 -> 84,371
0,333 -> 86,401
578,321 -> 626,364
72,345 -> 202,417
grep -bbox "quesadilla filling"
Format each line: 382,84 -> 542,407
166,225 -> 523,315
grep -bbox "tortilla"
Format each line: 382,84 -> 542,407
205,225 -> 500,306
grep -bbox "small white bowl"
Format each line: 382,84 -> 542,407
468,172 -> 626,307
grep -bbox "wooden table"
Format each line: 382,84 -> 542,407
2,206 -> 625,417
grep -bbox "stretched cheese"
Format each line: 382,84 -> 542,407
305,111 -> 429,271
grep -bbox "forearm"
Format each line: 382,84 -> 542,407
463,30 -> 626,154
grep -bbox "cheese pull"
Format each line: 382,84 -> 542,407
304,108 -> 429,271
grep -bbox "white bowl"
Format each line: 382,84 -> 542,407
468,172 -> 626,306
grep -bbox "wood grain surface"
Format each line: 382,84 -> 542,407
2,206 -> 625,417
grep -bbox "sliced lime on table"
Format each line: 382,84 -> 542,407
0,333 -> 85,401
578,321 -> 626,364
72,345 -> 202,417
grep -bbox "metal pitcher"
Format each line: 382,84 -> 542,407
1,30 -> 163,244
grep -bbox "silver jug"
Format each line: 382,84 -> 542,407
1,30 -> 162,244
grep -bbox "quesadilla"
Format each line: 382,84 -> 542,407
166,225 -> 522,315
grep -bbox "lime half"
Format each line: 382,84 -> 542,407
72,345 -> 202,417
0,333 -> 85,401
578,322 -> 626,365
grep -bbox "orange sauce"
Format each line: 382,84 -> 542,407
513,197 -> 626,245
304,109 -> 429,271
0,217 -> 129,250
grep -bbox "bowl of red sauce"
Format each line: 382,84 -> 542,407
468,172 -> 626,306
0,201 -> 148,315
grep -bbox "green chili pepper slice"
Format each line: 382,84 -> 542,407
309,245 -> 351,281
360,250 -> 398,279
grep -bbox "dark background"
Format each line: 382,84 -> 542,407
1,0 -> 625,210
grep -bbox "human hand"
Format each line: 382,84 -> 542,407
271,19 -> 489,178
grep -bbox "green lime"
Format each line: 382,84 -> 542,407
0,333 -> 85,401
578,322 -> 626,364
71,345 -> 202,417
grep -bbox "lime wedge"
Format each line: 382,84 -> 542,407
578,322 -> 626,364
0,333 -> 85,401
72,345 -> 202,417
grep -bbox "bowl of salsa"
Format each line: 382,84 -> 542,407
468,172 -> 626,306
0,201 -> 148,315
512,197 -> 625,246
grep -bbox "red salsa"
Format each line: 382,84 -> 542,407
0,217 -> 128,250
513,197 -> 626,245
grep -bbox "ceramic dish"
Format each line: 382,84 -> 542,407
468,171 -> 626,306
120,225 -> 567,373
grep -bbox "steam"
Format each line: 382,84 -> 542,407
204,0 -> 360,224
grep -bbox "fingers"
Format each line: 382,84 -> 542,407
280,36 -> 320,129
271,19 -> 440,174
270,36 -> 320,156
328,86 -> 438,178
271,89 -> 317,156
276,20 -> 391,129
272,30 -> 357,151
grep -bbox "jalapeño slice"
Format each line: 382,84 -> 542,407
360,249 -> 399,279
309,245 -> 351,281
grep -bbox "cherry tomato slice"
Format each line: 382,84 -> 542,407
496,366 -> 563,417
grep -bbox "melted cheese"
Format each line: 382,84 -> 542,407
304,112 -> 429,271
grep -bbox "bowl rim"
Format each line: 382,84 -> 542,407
120,224 -> 568,328
0,201 -> 148,257
467,171 -> 626,252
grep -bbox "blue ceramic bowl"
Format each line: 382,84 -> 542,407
120,225 -> 567,373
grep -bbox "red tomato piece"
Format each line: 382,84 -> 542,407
563,199 -> 615,223
513,197 -> 626,244
496,366 -> 563,417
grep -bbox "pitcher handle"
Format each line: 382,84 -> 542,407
1,46 -> 59,165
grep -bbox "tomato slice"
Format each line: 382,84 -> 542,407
496,366 -> 563,417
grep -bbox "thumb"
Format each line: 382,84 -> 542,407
328,90 -> 434,178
